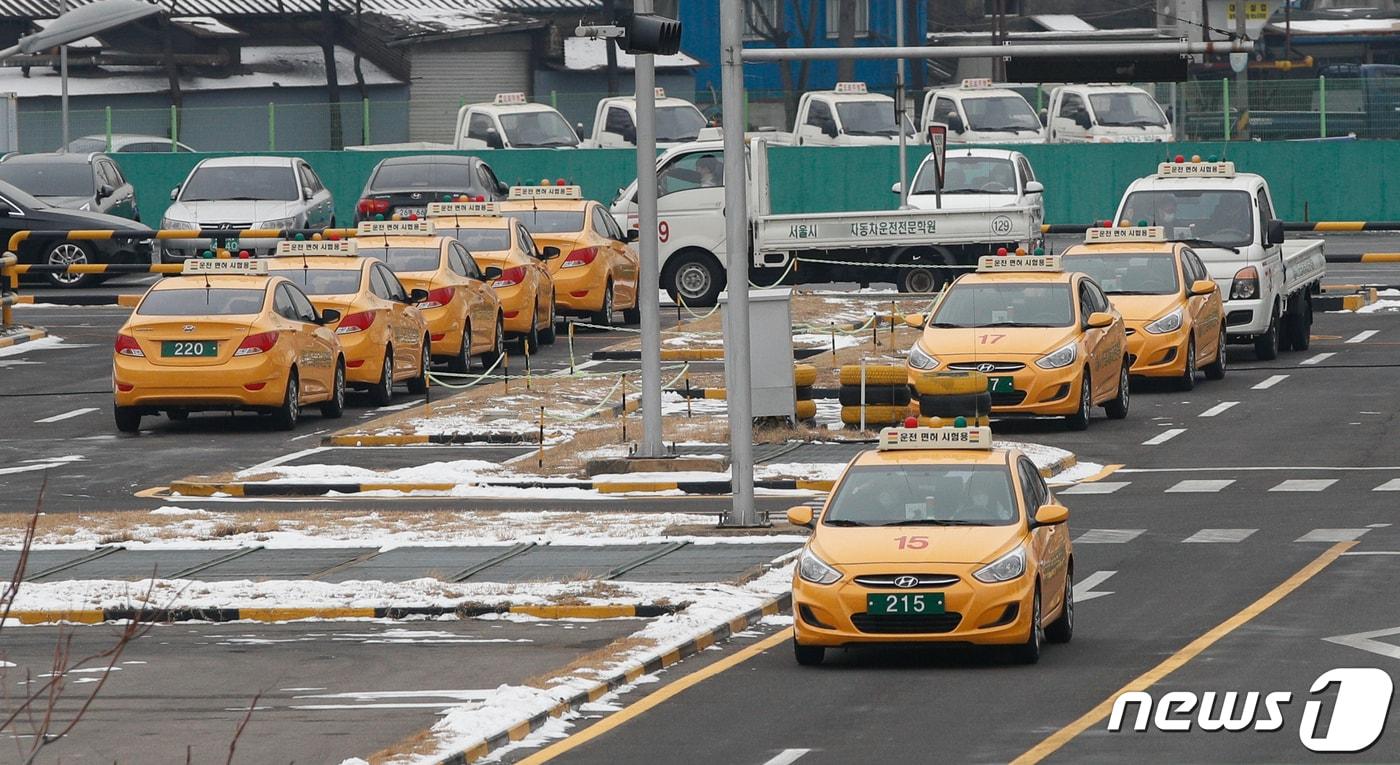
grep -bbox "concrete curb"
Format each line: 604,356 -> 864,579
1039,453 -> 1077,480
322,432 -> 533,446
5,602 -> 685,626
8,294 -> 140,307
0,326 -> 47,350
166,478 -> 838,498
434,592 -> 791,765
1316,288 -> 1379,312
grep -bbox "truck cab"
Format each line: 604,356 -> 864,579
792,82 -> 917,146
453,93 -> 580,149
1114,159 -> 1325,359
898,148 -> 1044,230
920,80 -> 1045,144
583,88 -> 711,148
1045,84 -> 1172,143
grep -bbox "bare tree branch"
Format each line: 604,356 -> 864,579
226,691 -> 263,765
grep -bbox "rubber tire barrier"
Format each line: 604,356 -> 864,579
919,414 -> 989,427
795,399 -> 817,422
795,385 -> 813,401
793,363 -> 817,388
918,391 -> 992,418
840,404 -> 911,427
911,370 -> 988,396
837,385 -> 913,406
838,364 -> 907,386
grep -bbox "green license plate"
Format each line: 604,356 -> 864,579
866,593 -> 945,615
161,340 -> 218,358
988,376 -> 1014,393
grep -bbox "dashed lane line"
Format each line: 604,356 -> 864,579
1270,479 -> 1339,492
1252,374 -> 1288,390
34,407 -> 98,423
1346,330 -> 1379,344
1058,481 -> 1129,495
1374,479 -> 1400,491
761,750 -> 812,765
1183,529 -> 1257,544
1300,352 -> 1335,365
1142,428 -> 1185,445
1198,401 -> 1239,417
1296,528 -> 1371,543
1165,479 -> 1235,493
1072,529 -> 1144,544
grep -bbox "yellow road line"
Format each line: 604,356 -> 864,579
1361,253 -> 1400,263
133,485 -> 169,498
1072,464 -> 1124,484
1010,541 -> 1355,765
517,629 -> 789,764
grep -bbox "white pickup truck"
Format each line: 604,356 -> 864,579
920,80 -> 1046,144
580,88 -> 713,148
610,138 -> 1041,305
778,82 -> 918,147
1045,84 -> 1173,144
453,93 -> 581,149
1114,160 -> 1326,359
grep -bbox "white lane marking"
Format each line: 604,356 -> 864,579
290,702 -> 475,710
1323,627 -> 1400,661
1122,466 -> 1400,473
762,750 -> 812,765
1300,352 -> 1334,365
1165,479 -> 1235,493
1059,481 -> 1129,495
1346,330 -> 1378,344
34,407 -> 98,424
1375,479 -> 1400,491
241,446 -> 329,474
1270,479 -> 1338,492
1252,374 -> 1288,390
1198,401 -> 1239,417
1296,528 -> 1371,543
288,429 -> 328,442
1073,571 -> 1116,603
1142,428 -> 1185,445
1183,528 -> 1257,544
1073,529 -> 1143,544
0,457 -> 85,476
1343,551 -> 1400,556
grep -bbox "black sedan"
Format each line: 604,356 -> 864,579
0,151 -> 140,222
355,155 -> 509,223
0,179 -> 153,288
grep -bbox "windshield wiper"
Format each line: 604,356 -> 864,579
823,519 -> 870,527
981,321 -> 1053,328
1107,290 -> 1168,296
881,519 -> 993,527
927,321 -> 967,328
1177,237 -> 1241,254
844,129 -> 897,137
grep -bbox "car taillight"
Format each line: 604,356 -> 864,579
419,287 -> 455,309
357,198 -> 391,217
114,334 -> 144,357
1230,266 -> 1259,301
234,331 -> 278,356
335,311 -> 376,335
562,247 -> 599,269
493,266 -> 525,288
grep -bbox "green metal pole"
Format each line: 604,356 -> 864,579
1319,76 -> 1327,139
362,97 -> 370,145
268,103 -> 276,151
1222,79 -> 1230,141
170,106 -> 178,152
104,106 -> 112,152
550,90 -> 558,109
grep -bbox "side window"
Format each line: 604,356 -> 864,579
273,285 -> 300,321
1186,250 -> 1208,284
605,107 -> 634,136
467,113 -> 494,141
1257,188 -> 1274,238
1087,281 -> 1110,313
518,227 -> 539,257
806,99 -> 833,128
379,266 -> 408,301
447,249 -> 470,278
657,152 -> 723,197
1058,94 -> 1084,119
125,142 -> 160,152
368,267 -> 392,299
1017,459 -> 1044,513
591,207 -> 614,239
454,244 -> 483,279
300,164 -> 324,193
476,165 -> 496,195
288,286 -> 318,322
1017,156 -> 1035,184
932,97 -> 959,126
1077,282 -> 1096,322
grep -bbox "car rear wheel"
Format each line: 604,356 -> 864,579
540,298 -> 557,345
1177,338 -> 1197,391
1065,373 -> 1091,431
665,249 -> 723,307
270,371 -> 300,431
1104,362 -> 1130,419
1046,569 -> 1073,644
114,406 -> 142,434
591,282 -> 615,327
368,347 -> 394,406
1254,309 -> 1280,360
793,639 -> 825,666
480,317 -> 504,370
519,311 -> 540,355
1204,326 -> 1228,380
407,338 -> 430,394
622,291 -> 641,325
45,241 -> 98,288
320,360 -> 346,418
449,321 -> 472,373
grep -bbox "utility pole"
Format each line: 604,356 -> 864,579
603,0 -> 618,95
895,0 -> 908,209
60,0 -> 69,151
634,0 -> 663,458
1234,0 -> 1249,140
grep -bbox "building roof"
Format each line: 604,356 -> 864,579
0,0 -> 601,19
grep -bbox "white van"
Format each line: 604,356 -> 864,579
1044,84 -> 1172,143
920,80 -> 1045,144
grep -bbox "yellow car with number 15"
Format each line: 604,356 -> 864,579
787,423 -> 1073,665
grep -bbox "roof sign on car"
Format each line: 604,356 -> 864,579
493,92 -> 528,106
508,185 -> 583,200
976,254 -> 1062,272
878,425 -> 993,451
357,220 -> 435,236
181,258 -> 269,275
1156,158 -> 1235,178
275,240 -> 359,257
960,78 -> 994,89
834,82 -> 868,94
1084,226 -> 1167,243
427,201 -> 500,217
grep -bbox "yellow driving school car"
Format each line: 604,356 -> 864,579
113,257 -> 346,433
427,201 -> 557,352
500,185 -> 641,326
352,221 -> 504,372
267,238 -> 430,405
787,423 -> 1073,665
1060,227 -> 1226,390
906,254 -> 1130,430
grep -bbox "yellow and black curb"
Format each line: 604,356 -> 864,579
165,477 -> 838,498
6,602 -> 685,626
435,593 -> 791,765
6,294 -> 141,308
1315,287 -> 1379,312
0,326 -> 46,350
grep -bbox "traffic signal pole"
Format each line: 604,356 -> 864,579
634,0 -> 664,459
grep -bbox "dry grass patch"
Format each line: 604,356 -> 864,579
524,635 -> 657,688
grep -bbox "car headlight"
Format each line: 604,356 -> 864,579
797,548 -> 842,585
1034,341 -> 1077,370
1144,308 -> 1183,335
973,545 -> 1026,583
259,217 -> 297,231
907,343 -> 939,370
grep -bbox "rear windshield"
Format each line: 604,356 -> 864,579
438,227 -> 511,251
275,268 -> 364,295
361,246 -> 441,273
502,210 -> 585,234
1061,253 -> 1180,296
370,163 -> 474,190
932,282 -> 1074,328
824,465 -> 1018,527
0,162 -> 93,196
138,288 -> 266,316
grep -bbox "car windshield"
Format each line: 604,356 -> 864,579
1061,253 -> 1180,295
500,111 -> 579,147
824,465 -> 1018,527
962,96 -> 1041,132
438,226 -> 511,251
66,138 -> 108,153
1119,190 -> 1254,249
181,166 -> 298,202
931,283 -> 1074,328
912,156 -> 1018,195
501,210 -> 586,234
1089,92 -> 1167,127
656,105 -> 707,142
137,288 -> 266,316
0,162 -> 93,196
274,268 -> 364,296
371,163 -> 475,191
835,100 -> 915,137
360,246 -> 441,273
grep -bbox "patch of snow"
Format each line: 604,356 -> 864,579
1356,299 -> 1400,314
0,336 -> 65,358
1047,461 -> 1105,486
149,506 -> 209,516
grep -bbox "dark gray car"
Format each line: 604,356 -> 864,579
0,152 -> 139,221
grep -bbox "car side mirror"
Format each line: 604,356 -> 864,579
170,186 -> 179,201
1268,219 -> 1286,246
820,120 -> 838,138
408,288 -> 429,304
890,181 -> 903,195
623,127 -> 637,143
1085,311 -> 1114,329
540,246 -> 561,260
1039,108 -> 1049,127
1074,112 -> 1093,129
497,181 -> 508,195
947,115 -> 965,133
1032,504 -> 1069,527
625,229 -> 639,242
903,313 -> 926,329
1025,181 -> 1044,194
786,506 -> 815,529
1190,279 -> 1217,296
482,266 -> 503,280
485,128 -> 504,149
318,308 -> 341,325
96,183 -> 114,200
302,186 -> 315,200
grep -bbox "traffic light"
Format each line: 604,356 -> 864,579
620,13 -> 681,56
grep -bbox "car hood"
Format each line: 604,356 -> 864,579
1106,294 -> 1181,324
166,200 -> 302,223
36,195 -> 92,210
30,205 -> 149,231
906,193 -> 1024,212
811,525 -> 1024,565
918,326 -> 1079,358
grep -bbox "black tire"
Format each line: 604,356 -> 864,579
518,311 -> 540,354
166,409 -> 189,422
1011,586 -> 1044,665
591,282 -> 615,327
1204,326 -> 1228,381
838,385 -> 913,406
540,298 -> 557,345
793,640 -> 825,667
480,316 -> 504,370
44,240 -> 98,288
1177,337 -> 1197,391
448,321 -> 472,373
918,391 -> 992,418
320,360 -> 346,419
1104,362 -> 1130,420
270,370 -> 300,431
1065,372 -> 1091,431
368,347 -> 394,406
407,338 -> 430,394
622,293 -> 641,325
114,406 -> 142,434
1046,570 -> 1074,645
664,249 -> 724,307
894,251 -> 949,294
1254,309 -> 1280,361
1284,295 -> 1312,352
